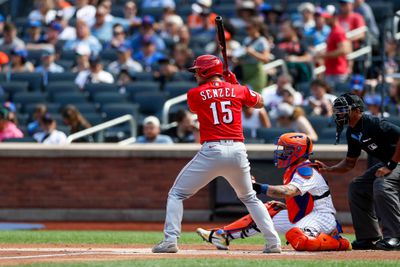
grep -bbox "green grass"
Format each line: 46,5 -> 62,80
9,259 -> 400,267
0,230 -> 355,245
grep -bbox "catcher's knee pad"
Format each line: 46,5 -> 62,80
317,233 -> 351,251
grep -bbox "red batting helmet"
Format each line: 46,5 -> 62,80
188,55 -> 223,79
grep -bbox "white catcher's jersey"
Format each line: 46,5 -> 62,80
289,168 -> 336,215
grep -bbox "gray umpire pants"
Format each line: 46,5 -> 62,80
348,162 -> 400,240
163,140 -> 280,247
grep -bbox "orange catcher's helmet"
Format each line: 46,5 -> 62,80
274,132 -> 313,168
188,55 -> 223,79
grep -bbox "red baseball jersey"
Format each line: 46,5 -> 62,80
187,80 -> 261,143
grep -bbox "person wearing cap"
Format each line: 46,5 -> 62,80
317,93 -> 400,250
259,3 -> 283,40
364,94 -> 390,118
349,74 -> 365,98
304,7 -> 331,47
0,14 -> 5,37
72,44 -> 91,73
230,0 -> 260,30
187,0 -> 217,30
136,116 -> 173,144
305,79 -> 337,117
0,22 -> 25,51
91,5 -> 113,43
338,0 -> 366,45
107,44 -> 142,76
28,0 -> 57,25
160,14 -> 184,44
63,19 -> 102,56
75,56 -> 114,89
275,102 -> 318,142
298,2 -> 316,35
24,20 -> 43,44
71,0 -> 96,27
33,113 -> 67,145
316,6 -> 351,87
35,49 -> 64,75
133,37 -> 165,72
0,51 -> 9,72
7,47 -> 34,73
130,15 -> 166,52
0,107 -> 23,142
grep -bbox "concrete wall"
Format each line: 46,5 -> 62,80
0,144 -> 367,222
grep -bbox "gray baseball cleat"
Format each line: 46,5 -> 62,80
263,244 -> 282,253
152,240 -> 178,253
196,228 -> 229,250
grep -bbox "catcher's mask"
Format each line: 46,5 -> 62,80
274,132 -> 313,168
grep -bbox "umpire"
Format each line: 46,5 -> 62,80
317,93 -> 400,250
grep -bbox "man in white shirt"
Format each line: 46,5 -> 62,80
107,44 -> 143,76
75,56 -> 114,89
34,114 -> 67,145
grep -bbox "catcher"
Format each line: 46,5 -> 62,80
197,132 -> 351,251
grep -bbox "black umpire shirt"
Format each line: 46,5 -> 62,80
346,114 -> 400,163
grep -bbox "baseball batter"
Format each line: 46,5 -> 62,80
152,55 -> 281,253
197,133 -> 351,251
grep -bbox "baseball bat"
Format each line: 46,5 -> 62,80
215,16 -> 229,73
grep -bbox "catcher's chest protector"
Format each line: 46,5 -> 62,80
283,162 -> 319,223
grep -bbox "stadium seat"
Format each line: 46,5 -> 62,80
308,116 -> 334,135
164,81 -> 196,98
60,50 -> 76,61
47,82 -> 80,97
72,102 -> 98,113
132,72 -> 155,81
84,83 -> 119,95
48,72 -> 77,83
334,82 -> 351,94
25,103 -> 61,115
125,81 -> 160,99
386,116 -> 400,126
82,112 -> 104,125
11,72 -> 43,91
140,7 -> 163,20
296,82 -> 311,97
0,81 -> 29,96
52,92 -> 88,105
27,49 -> 46,66
370,2 -> 393,23
0,73 -> 6,82
3,137 -> 36,143
13,92 -> 48,112
243,127 -> 253,139
134,91 -> 168,117
256,128 -> 293,144
100,49 -> 118,62
58,125 -> 70,135
317,128 -> 344,144
55,60 -> 74,70
172,71 -> 196,82
101,103 -> 139,120
17,113 -> 29,125
214,4 -> 236,18
0,92 -> 9,102
92,91 -> 127,106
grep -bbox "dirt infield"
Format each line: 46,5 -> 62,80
0,244 -> 398,266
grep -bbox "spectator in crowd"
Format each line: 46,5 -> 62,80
0,22 -> 25,51
338,0 -> 366,44
116,69 -> 135,87
130,15 -> 166,52
305,7 -> 331,47
385,38 -> 399,77
306,79 -> 337,117
242,105 -> 271,138
0,107 -> 23,142
354,0 -> 379,45
75,56 -> 114,89
71,0 -> 96,27
263,74 -> 303,112
364,94 -> 390,118
35,49 -> 64,74
54,0 -> 72,10
136,116 -> 173,144
141,0 -> 176,9
52,12 -> 77,41
28,0 -> 57,25
163,109 -> 198,143
33,113 -> 67,145
107,44 -> 142,76
133,37 -> 165,72
0,14 -> 5,38
43,21 -> 64,46
0,51 -> 8,72
259,3 -> 283,40
276,102 -> 318,142
298,2 -> 316,35
205,30 -> 240,63
27,104 -> 47,136
91,5 -> 113,43
172,44 -> 193,71
72,44 -> 91,73
177,25 -> 191,47
317,8 -> 351,86
107,24 -> 129,49
277,20 -> 312,83
3,101 -> 18,125
64,19 -> 102,56
231,0 -> 259,30
123,1 -> 142,30
98,0 -> 114,23
189,4 -> 215,42
388,81 -> 400,114
160,15 -> 184,46
234,17 -> 270,92
350,74 -> 366,98
188,0 -> 216,30
154,58 -> 178,86
24,20 -> 43,44
5,47 -> 35,73
62,105 -> 92,142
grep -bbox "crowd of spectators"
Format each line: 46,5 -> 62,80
0,0 -> 398,144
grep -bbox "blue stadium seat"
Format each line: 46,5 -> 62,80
0,73 -> 6,82
52,92 -> 88,105
102,103 -> 139,120
25,103 -> 61,115
11,72 -> 43,91
140,7 -> 164,20
164,81 -> 196,98
100,49 -> 118,62
13,92 -> 48,113
308,116 -> 334,135
92,92 -> 127,106
82,112 -> 104,125
55,60 -> 74,70
132,72 -> 155,81
296,82 -> 311,97
125,81 -> 160,99
0,92 -> 9,102
0,81 -> 29,96
60,50 -> 76,61
3,137 -> 36,143
47,82 -> 80,97
72,102 -> 98,113
172,71 -> 196,82
214,4 -> 236,18
317,128 -> 344,144
27,49 -> 46,66
84,83 -> 119,95
135,91 -> 168,117
334,82 -> 351,94
256,128 -> 293,144
48,72 -> 77,83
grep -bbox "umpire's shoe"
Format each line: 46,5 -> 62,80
152,240 -> 178,253
376,238 -> 400,251
196,228 -> 229,250
351,238 -> 380,250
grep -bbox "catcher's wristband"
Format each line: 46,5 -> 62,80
386,160 -> 398,171
260,184 -> 269,195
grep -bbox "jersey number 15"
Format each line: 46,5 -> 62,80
210,101 -> 233,125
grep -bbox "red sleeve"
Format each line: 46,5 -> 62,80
242,85 -> 261,107
335,30 -> 347,43
353,13 -> 365,29
187,89 -> 197,113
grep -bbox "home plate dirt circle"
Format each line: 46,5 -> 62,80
0,244 -> 398,266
